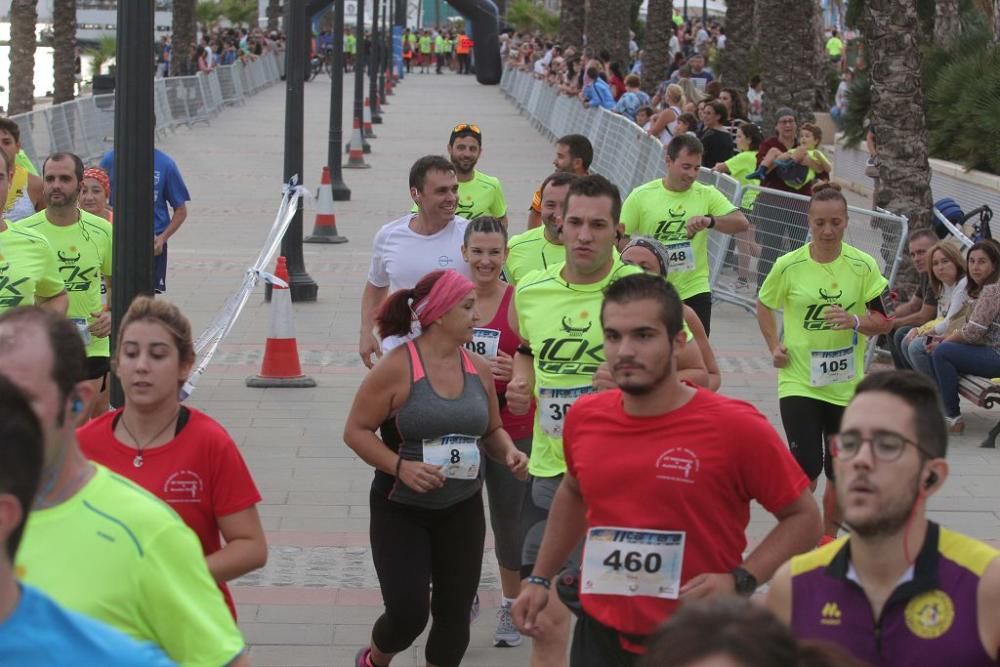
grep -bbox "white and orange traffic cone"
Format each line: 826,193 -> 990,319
385,67 -> 394,95
344,117 -> 371,169
363,96 -> 377,139
246,257 -> 317,388
305,166 -> 349,244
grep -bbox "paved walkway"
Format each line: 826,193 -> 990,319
151,70 -> 1000,666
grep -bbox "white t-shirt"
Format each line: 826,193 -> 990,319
367,214 -> 470,292
668,35 -> 680,56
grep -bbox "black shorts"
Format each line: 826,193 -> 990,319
779,395 -> 845,481
85,356 -> 110,381
520,474 -> 583,579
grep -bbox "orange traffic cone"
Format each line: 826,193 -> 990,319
385,67 -> 394,95
246,257 -> 317,388
305,167 -> 349,244
344,117 -> 370,169
363,96 -> 377,139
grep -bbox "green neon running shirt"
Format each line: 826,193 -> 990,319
515,259 -> 644,477
0,222 -> 64,314
758,243 -> 888,406
410,170 -> 506,220
620,179 -> 736,300
19,210 -> 113,357
505,226 -> 566,286
16,464 -> 245,667
724,150 -> 761,209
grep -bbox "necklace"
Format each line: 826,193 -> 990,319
119,409 -> 180,468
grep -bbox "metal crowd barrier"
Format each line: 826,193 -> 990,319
11,51 -> 282,167
500,68 -> 910,319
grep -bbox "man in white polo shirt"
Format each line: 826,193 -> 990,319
359,155 -> 470,368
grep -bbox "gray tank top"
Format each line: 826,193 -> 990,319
386,340 -> 491,509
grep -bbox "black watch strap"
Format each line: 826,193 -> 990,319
730,566 -> 757,596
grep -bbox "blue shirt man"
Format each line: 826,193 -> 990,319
99,148 -> 190,293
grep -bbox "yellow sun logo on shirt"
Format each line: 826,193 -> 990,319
904,590 -> 954,639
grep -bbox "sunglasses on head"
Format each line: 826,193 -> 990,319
452,123 -> 481,136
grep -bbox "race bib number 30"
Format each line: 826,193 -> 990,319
465,328 -> 501,359
538,385 -> 592,437
422,434 -> 481,479
667,241 -> 696,273
582,527 -> 686,599
810,346 -> 855,387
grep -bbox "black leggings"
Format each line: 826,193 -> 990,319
684,292 -> 713,337
779,396 -> 845,481
369,489 -> 485,667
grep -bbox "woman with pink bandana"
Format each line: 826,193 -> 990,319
344,269 -> 529,667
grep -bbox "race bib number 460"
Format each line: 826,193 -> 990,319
581,527 -> 686,599
422,434 -> 481,479
810,346 -> 855,387
465,328 -> 500,359
538,385 -> 592,437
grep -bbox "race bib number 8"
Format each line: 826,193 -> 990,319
810,346 -> 855,387
582,527 -> 686,599
465,328 -> 501,359
538,385 -> 592,437
422,434 -> 481,479
667,241 -> 696,273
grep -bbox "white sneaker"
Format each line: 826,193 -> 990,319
493,602 -> 522,647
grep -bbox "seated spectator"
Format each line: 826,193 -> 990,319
614,74 -> 651,122
902,241 -> 969,378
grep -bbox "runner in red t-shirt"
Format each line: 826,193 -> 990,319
77,296 -> 265,620
512,273 -> 821,666
460,216 -> 535,648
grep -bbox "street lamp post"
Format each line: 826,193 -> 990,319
327,0 -> 351,201
370,0 -> 383,123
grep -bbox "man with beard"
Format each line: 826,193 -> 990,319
504,172 -> 576,285
768,370 -> 1000,666
527,134 -> 593,230
20,153 -> 112,421
512,273 -> 821,666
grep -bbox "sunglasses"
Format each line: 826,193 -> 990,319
452,123 -> 481,136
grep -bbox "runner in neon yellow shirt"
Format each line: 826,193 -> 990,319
757,183 -> 893,538
418,32 -> 432,73
19,153 -> 113,420
410,123 -> 508,223
505,172 -> 573,285
620,134 -> 748,335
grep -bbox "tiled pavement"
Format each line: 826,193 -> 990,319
151,71 -> 1000,666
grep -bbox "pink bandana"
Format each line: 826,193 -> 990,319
412,270 -> 475,326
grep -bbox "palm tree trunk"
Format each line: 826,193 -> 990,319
993,0 -> 1000,44
934,0 -> 961,44
862,0 -> 934,229
558,0 -> 585,49
267,0 -> 282,31
171,0 -> 197,76
640,0 -> 672,95
586,0 -> 629,69
716,0 -> 754,88
756,0 -> 818,128
52,0 -> 76,105
8,0 -> 38,115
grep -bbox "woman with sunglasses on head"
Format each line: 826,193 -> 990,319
928,240 -> 1000,434
77,296 -> 267,620
345,269 -> 528,667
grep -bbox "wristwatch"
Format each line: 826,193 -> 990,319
730,566 -> 758,596
707,215 -> 716,229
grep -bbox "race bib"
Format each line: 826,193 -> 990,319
666,241 -> 696,273
70,318 -> 92,346
581,527 -> 686,599
422,434 -> 481,479
465,328 -> 500,359
538,385 -> 592,437
810,346 -> 855,387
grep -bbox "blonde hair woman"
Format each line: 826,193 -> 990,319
646,83 -> 686,144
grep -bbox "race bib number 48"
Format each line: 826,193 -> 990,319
422,434 -> 481,479
538,385 -> 592,437
465,328 -> 500,359
810,346 -> 855,387
667,241 -> 696,273
582,527 -> 686,599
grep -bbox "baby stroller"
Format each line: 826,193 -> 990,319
933,197 -> 994,248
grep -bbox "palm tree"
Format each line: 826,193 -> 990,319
935,0 -> 961,44
587,0 -> 629,68
8,0 -> 38,115
993,0 -> 1000,43
196,1 -> 223,37
52,0 -> 76,105
223,0 -> 257,28
755,0 -> 819,129
86,36 -> 117,78
640,0 -> 672,95
266,0 -> 281,31
862,0 -> 934,228
558,0 -> 585,49
171,0 -> 197,76
716,0 -> 754,88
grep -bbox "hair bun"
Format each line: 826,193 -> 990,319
812,181 -> 842,194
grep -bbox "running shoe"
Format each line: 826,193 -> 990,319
470,593 -> 480,624
731,277 -> 751,291
946,415 -> 965,434
494,602 -> 523,647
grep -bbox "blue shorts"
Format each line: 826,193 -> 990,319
154,242 -> 168,293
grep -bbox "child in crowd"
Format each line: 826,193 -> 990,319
747,122 -> 831,189
674,113 -> 699,136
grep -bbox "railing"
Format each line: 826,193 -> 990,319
500,68 -> 909,321
12,51 -> 282,167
